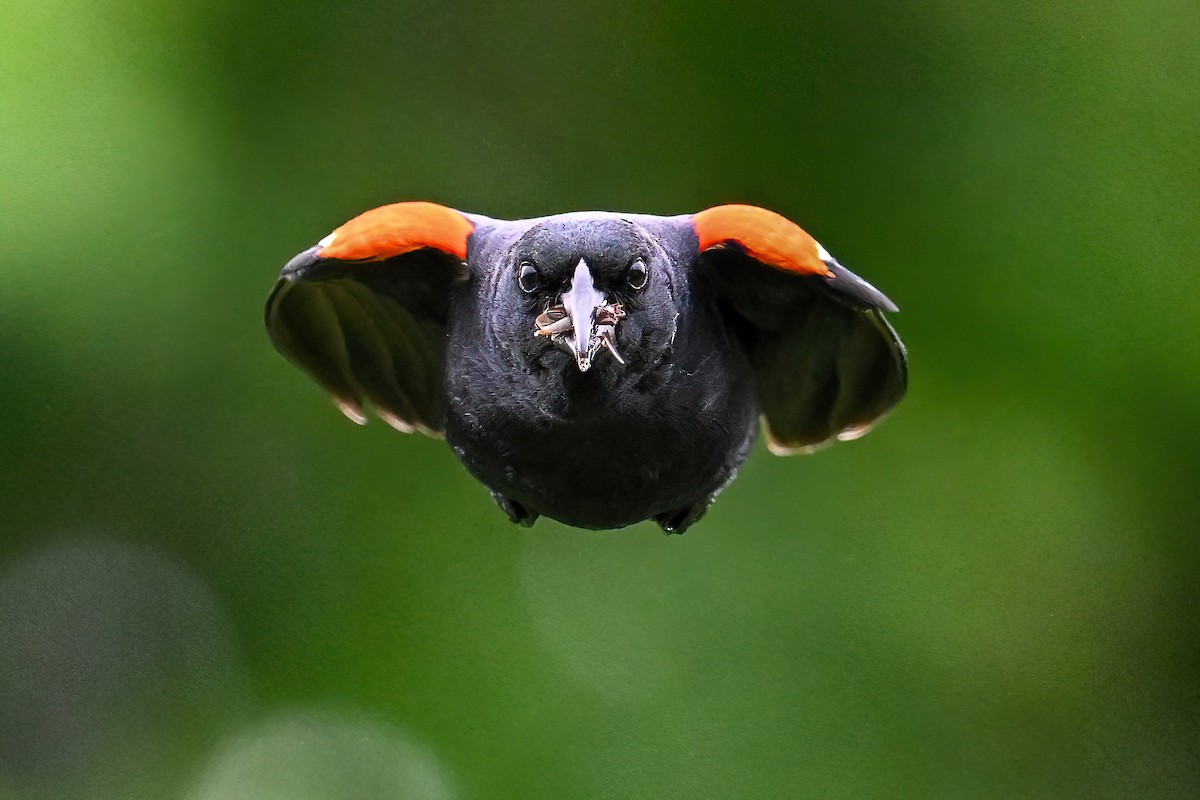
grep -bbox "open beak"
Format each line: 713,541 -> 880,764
560,260 -> 607,372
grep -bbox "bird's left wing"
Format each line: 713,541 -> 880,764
265,201 -> 479,436
680,204 -> 907,454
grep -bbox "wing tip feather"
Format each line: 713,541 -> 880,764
762,413 -> 895,456
334,397 -> 369,425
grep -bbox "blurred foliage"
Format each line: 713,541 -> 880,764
1,1 -> 1198,798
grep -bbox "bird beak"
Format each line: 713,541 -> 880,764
560,259 -> 607,372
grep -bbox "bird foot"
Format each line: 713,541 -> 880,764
654,499 -> 711,535
492,493 -> 539,527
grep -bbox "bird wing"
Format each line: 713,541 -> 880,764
685,204 -> 907,454
264,202 -> 479,436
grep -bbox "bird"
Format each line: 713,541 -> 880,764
265,201 -> 907,533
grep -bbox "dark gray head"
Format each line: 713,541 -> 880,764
499,216 -> 680,374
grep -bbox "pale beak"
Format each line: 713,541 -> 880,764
560,259 -> 606,372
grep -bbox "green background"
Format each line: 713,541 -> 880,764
2,1 -> 1197,798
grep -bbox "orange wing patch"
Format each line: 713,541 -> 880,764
318,201 -> 474,262
692,204 -> 830,277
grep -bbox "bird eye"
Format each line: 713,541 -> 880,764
518,262 -> 541,293
627,259 -> 648,290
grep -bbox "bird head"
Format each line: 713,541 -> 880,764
507,217 -> 678,374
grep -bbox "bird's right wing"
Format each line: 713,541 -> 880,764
264,201 -> 477,436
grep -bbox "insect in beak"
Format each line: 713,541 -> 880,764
534,259 -> 625,372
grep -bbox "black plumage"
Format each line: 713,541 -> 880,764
266,203 -> 906,533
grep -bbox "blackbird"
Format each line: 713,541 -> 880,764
266,202 -> 907,533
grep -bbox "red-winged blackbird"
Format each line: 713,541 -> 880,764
266,202 -> 906,532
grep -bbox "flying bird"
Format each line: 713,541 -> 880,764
265,202 -> 907,532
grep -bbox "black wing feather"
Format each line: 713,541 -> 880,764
702,247 -> 907,454
265,246 -> 466,436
